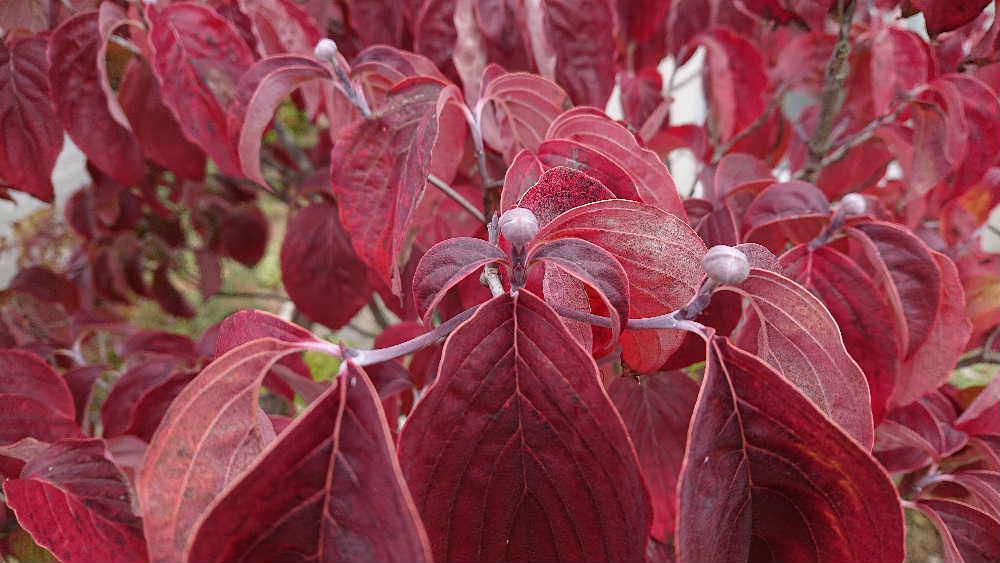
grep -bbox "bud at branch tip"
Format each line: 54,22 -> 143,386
314,39 -> 339,61
703,245 -> 750,285
498,208 -> 539,248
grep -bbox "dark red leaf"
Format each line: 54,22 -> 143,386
122,331 -> 198,361
185,362 -> 431,562
48,11 -> 146,186
911,0 -> 992,35
146,2 -> 255,177
694,28 -> 769,144
137,336 -> 328,562
478,64 -> 569,161
414,0 -> 459,77
346,0 -> 405,47
0,38 -> 62,202
536,199 -> 706,372
63,365 -> 105,425
331,78 -> 464,294
676,337 -> 905,563
537,138 -> 642,201
499,149 -> 545,211
9,266 -> 79,312
955,366 -> 1000,436
619,67 -> 664,129
547,108 -> 686,217
528,236 -> 630,339
0,350 -> 80,445
152,263 -> 195,318
951,471 -> 1000,520
916,499 -> 1000,563
781,244 -> 900,422
118,59 -> 206,180
398,290 -> 652,561
875,392 -> 968,472
608,371 -> 698,543
723,269 -> 875,447
742,180 -> 830,252
281,200 -> 371,330
412,237 -> 507,324
228,55 -> 332,187
101,358 -> 180,439
542,0 -> 618,107
238,0 -> 322,57
515,166 -> 615,226
3,439 -> 147,563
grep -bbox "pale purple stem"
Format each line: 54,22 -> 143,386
349,305 -> 481,366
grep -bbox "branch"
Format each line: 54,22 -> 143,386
801,0 -> 856,182
216,291 -> 288,301
349,305 -> 480,366
711,87 -> 786,164
796,100 -> 909,180
427,174 -> 487,223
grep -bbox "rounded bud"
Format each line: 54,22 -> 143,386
702,245 -> 750,285
839,193 -> 867,216
498,208 -> 539,248
314,38 -> 339,61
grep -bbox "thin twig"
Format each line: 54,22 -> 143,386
712,87 -> 786,164
216,291 -> 289,302
802,0 -> 856,182
427,174 -> 486,222
350,305 -> 480,366
368,296 -> 390,329
796,101 -> 909,179
273,122 -> 312,173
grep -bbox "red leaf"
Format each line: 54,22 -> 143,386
528,236 -> 630,339
152,263 -> 195,318
608,371 -> 698,543
848,221 -> 942,358
331,77 -> 463,294
956,375 -> 1000,436
185,362 -> 431,562
515,165 -> 615,226
911,0 -> 992,36
537,138 -> 642,201
724,269 -> 875,447
0,0 -> 47,33
499,149 -> 544,211
781,244 -> 900,422
414,0 -> 459,77
48,11 -> 146,186
536,199 -> 706,372
412,237 -> 507,324
893,252 -> 971,408
875,392 -> 968,472
619,67 -> 665,129
220,204 -> 269,266
9,266 -> 80,312
542,0 -> 618,107
346,0 -> 405,47
0,350 -> 80,445
951,471 -> 1000,520
478,65 -> 569,161
916,499 -> 1000,563
398,290 -> 652,561
676,338 -> 905,563
118,59 -> 206,180
228,55 -> 331,187
238,0 -> 322,57
281,200 -> 372,330
693,28 -> 769,144
742,180 -> 830,252
937,75 -> 1000,192
64,365 -> 105,425
0,38 -> 62,202
3,439 -> 147,563
102,358 -> 181,438
547,107 -> 686,217
137,336 -> 326,562
147,2 -> 255,177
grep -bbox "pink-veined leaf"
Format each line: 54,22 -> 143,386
875,392 -> 968,472
398,290 -> 652,561
537,138 -> 642,201
499,149 -> 545,212
848,221 -> 943,359
137,336 -> 331,562
723,269 -> 875,447
0,38 -> 62,202
146,2 -> 255,177
542,0 -> 618,107
781,244 -> 900,422
608,371 -> 698,544
951,471 -> 1000,520
676,337 -> 905,563
0,350 -> 80,445
228,55 -> 331,187
515,165 -> 615,226
742,180 -> 830,252
693,27 -> 769,144
3,439 -> 147,563
478,64 -> 569,161
535,199 -> 706,372
280,199 -> 372,331
331,77 -> 464,295
184,362 -> 431,562
412,237 -> 507,324
118,59 -> 206,180
527,236 -> 630,339
916,499 -> 1000,563
619,68 -> 665,129
48,11 -> 146,186
238,0 -> 322,57
547,107 -> 686,217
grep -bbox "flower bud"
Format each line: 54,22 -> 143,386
839,193 -> 866,216
498,208 -> 539,248
702,245 -> 750,285
314,38 -> 339,61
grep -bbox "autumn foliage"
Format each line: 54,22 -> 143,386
3,1 -> 1000,562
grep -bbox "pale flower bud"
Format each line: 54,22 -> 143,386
499,208 -> 539,248
314,39 -> 339,61
839,193 -> 867,216
703,245 -> 750,285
